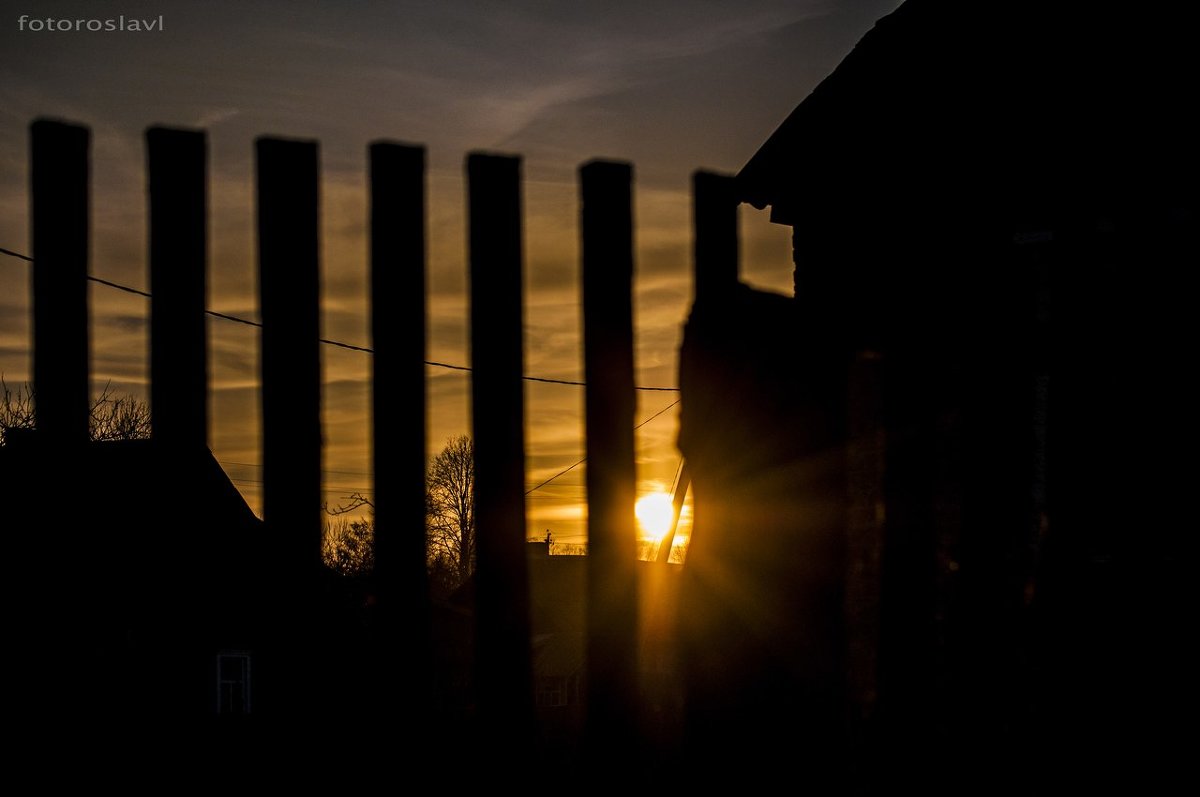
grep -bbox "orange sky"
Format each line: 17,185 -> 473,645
0,0 -> 900,543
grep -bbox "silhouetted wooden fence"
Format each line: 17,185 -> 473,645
24,118 -> 739,756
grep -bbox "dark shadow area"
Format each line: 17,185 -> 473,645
678,0 -> 1195,788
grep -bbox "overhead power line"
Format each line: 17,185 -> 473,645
5,243 -> 685,497
0,247 -> 31,262
1,246 -> 680,392
524,398 -> 681,495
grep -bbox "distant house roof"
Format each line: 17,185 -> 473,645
1,435 -> 265,582
736,0 -> 1197,227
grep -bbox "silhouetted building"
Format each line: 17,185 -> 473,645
3,434 -> 271,730
679,0 -> 1194,785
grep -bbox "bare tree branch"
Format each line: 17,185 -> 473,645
89,381 -> 152,442
320,435 -> 476,594
0,377 -> 37,446
325,491 -> 375,516
1,377 -> 151,445
427,435 -> 475,596
322,515 -> 375,577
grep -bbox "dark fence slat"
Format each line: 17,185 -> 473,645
147,127 -> 208,451
467,152 -> 534,747
256,137 -> 322,578
580,160 -> 639,760
31,119 -> 90,445
369,141 -> 431,711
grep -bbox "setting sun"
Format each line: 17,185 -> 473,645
635,492 -> 676,540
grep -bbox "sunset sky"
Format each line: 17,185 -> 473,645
0,0 -> 901,544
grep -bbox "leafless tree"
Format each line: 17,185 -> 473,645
322,515 -> 375,577
322,490 -> 375,578
0,378 -> 35,445
89,384 -> 152,442
427,435 -> 475,593
1,377 -> 150,445
321,436 -> 475,592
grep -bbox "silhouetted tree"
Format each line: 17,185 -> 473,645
427,435 -> 475,595
90,384 -> 152,442
321,435 -> 475,594
322,515 -> 375,577
0,378 -> 34,445
0,377 -> 150,445
323,489 -> 374,579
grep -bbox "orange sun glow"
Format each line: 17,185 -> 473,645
635,492 -> 676,541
